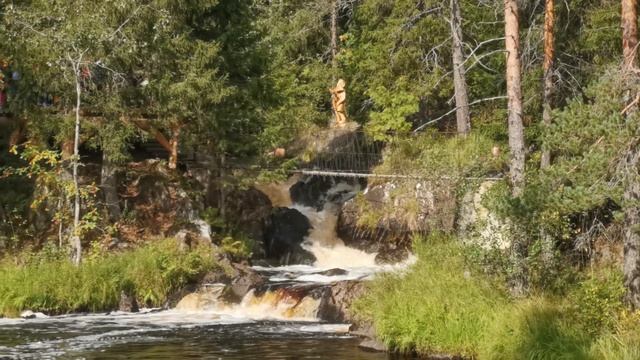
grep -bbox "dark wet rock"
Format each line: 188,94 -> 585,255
200,270 -> 232,285
316,268 -> 348,276
316,280 -> 367,323
208,187 -> 273,258
290,176 -> 336,210
264,207 -> 315,265
164,283 -> 198,309
290,176 -> 364,211
118,290 -> 139,313
358,338 -> 388,352
222,265 -> 267,302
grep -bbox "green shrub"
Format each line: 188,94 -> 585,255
0,239 -> 217,317
569,269 -> 625,336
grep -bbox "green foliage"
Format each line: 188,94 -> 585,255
2,144 -> 99,242
201,207 -> 254,260
375,131 -> 505,179
0,239 -> 217,317
365,85 -> 417,141
569,269 -> 625,336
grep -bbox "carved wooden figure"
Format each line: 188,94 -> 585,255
330,79 -> 347,127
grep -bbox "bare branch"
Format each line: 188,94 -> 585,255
413,95 -> 508,133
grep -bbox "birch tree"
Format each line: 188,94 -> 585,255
4,0 -> 143,264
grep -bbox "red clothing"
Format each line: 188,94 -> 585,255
0,91 -> 7,108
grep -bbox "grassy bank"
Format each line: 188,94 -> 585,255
0,240 -> 218,317
355,236 -> 640,359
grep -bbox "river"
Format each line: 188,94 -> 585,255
0,179 -> 413,359
0,311 -> 390,359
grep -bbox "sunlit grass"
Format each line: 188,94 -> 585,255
356,234 -> 640,359
0,239 -> 218,317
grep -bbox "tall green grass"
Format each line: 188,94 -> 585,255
0,239 -> 217,317
356,235 -> 640,359
354,236 -> 508,357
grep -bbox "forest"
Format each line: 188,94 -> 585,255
2,0 -> 640,359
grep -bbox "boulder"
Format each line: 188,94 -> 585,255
358,338 -> 388,353
119,290 -> 139,313
264,207 -> 315,265
209,187 -> 273,257
316,280 -> 367,323
175,284 -> 226,311
316,268 -> 348,276
290,176 -> 336,210
19,310 -> 35,319
223,264 -> 267,302
19,310 -> 48,319
457,181 -> 512,249
338,180 -> 456,264
290,176 -> 363,211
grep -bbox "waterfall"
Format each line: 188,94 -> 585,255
173,176 -> 416,321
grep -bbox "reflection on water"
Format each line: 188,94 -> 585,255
0,311 -> 391,359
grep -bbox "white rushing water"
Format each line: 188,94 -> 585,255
254,179 -> 416,284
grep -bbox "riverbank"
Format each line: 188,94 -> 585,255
355,235 -> 640,359
0,239 -> 220,318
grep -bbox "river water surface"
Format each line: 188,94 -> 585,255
0,311 -> 390,359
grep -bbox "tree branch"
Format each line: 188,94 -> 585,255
413,95 -> 508,133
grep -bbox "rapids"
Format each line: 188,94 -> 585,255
0,178 -> 415,359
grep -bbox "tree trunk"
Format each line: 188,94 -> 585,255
101,151 -> 121,222
8,118 -> 26,148
330,0 -> 339,76
504,0 -> 525,197
130,119 -> 179,169
168,124 -> 181,170
623,144 -> 640,309
451,0 -> 471,136
622,0 -> 640,310
71,68 -> 82,266
219,152 -> 226,218
622,0 -> 638,69
540,0 -> 555,168
62,138 -> 74,160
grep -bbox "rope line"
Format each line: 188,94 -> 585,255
292,169 -> 503,181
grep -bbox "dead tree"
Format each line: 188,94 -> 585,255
450,0 -> 471,136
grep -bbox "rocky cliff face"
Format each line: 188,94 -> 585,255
457,181 -> 512,249
116,160 -> 211,245
337,180 -> 456,263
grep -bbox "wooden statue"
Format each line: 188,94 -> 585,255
330,79 -> 347,127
